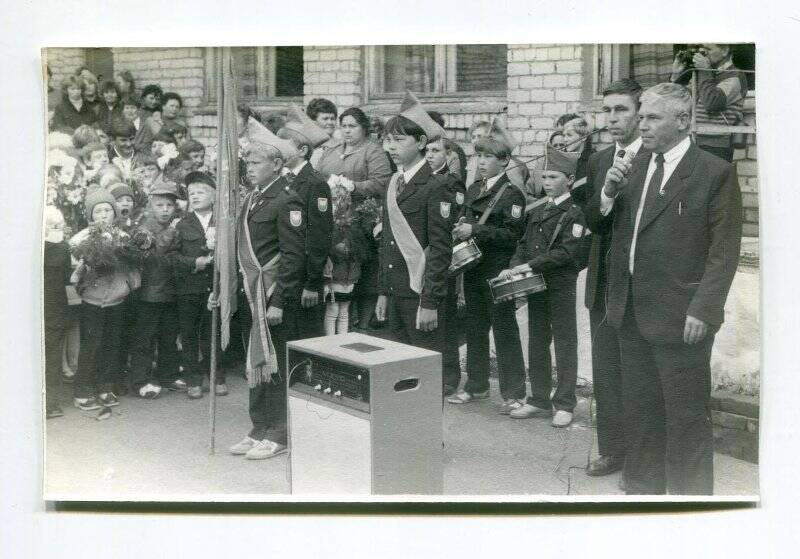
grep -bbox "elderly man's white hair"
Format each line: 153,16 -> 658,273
641,82 -> 693,118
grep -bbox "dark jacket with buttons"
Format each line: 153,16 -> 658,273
379,162 -> 454,309
170,211 -> 214,296
434,164 -> 466,216
135,217 -> 178,303
460,173 -> 527,280
243,176 -> 306,309
286,162 -> 332,293
509,193 -> 589,289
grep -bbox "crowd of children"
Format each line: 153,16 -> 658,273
43,66 -> 593,434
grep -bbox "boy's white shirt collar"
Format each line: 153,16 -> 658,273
288,160 -> 307,175
400,157 -> 427,183
550,191 -> 572,205
194,210 -> 213,232
486,172 -> 504,190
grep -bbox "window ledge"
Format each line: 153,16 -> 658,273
362,95 -> 508,117
193,97 -> 304,116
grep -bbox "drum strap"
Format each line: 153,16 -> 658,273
477,183 -> 510,225
547,212 -> 570,251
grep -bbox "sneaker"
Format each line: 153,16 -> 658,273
230,436 -> 258,455
46,404 -> 64,419
245,439 -> 288,460
447,389 -> 490,404
138,383 -> 162,399
167,378 -> 188,392
214,383 -> 229,396
187,386 -> 203,399
499,398 -> 525,415
97,392 -> 120,407
509,403 -> 551,419
552,410 -> 573,428
73,397 -> 101,411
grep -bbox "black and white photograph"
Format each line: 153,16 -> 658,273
39,42 -> 759,501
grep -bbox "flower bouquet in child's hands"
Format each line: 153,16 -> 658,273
71,224 -> 132,285
330,185 -> 353,230
354,197 -> 382,226
119,227 -> 156,269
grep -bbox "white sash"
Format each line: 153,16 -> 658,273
385,172 -> 426,294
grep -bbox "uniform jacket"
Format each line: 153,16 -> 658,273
460,173 -> 527,279
434,164 -> 466,215
243,176 -> 306,309
566,144 -> 594,210
286,162 -> 333,293
584,142 -> 742,343
509,193 -> 588,289
170,211 -> 214,296
379,162 -> 454,309
136,217 -> 178,303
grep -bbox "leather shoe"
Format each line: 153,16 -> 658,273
586,455 -> 624,477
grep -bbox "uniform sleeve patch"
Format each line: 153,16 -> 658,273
290,210 -> 302,227
440,202 -> 451,219
572,223 -> 584,238
317,197 -> 328,212
455,192 -> 464,205
511,205 -> 522,219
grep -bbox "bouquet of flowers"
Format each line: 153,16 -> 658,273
71,224 -> 134,285
354,197 -> 382,227
120,227 -> 156,269
48,153 -> 88,238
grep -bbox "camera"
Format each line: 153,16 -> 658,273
676,45 -> 705,69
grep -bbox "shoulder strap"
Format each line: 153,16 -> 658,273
477,183 -> 510,225
547,211 -> 570,251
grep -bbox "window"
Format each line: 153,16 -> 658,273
205,46 -> 304,103
592,45 -> 631,97
367,44 -> 507,98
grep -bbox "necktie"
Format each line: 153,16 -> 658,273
396,174 -> 406,197
480,178 -> 488,196
284,171 -> 296,184
629,153 -> 664,274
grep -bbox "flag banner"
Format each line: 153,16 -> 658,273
215,46 -> 240,349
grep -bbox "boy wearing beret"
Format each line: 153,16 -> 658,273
500,145 -> 590,427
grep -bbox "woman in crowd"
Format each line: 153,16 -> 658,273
560,115 -> 594,207
97,81 -> 123,131
51,76 -> 96,134
115,71 -> 136,99
306,97 -> 339,167
82,72 -> 102,119
316,106 -> 392,201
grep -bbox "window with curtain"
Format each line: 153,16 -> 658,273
205,46 -> 304,102
369,44 -> 508,97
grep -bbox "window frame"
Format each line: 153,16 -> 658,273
203,46 -> 304,106
363,45 -> 508,103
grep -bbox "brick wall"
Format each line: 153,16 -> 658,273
44,48 -> 86,108
303,46 -> 363,108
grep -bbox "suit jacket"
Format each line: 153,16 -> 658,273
460,173 -> 527,280
243,176 -> 306,309
583,145 -> 616,310
379,162 -> 454,309
287,162 -> 333,293
584,142 -> 742,343
171,211 -> 214,296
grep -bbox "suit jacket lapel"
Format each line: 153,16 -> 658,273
397,162 -> 432,205
626,151 -> 652,226
473,173 -> 508,203
638,144 -> 699,233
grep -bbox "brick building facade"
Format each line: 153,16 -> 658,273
44,44 -> 759,236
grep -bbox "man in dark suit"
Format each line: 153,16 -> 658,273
279,104 -> 335,339
585,83 -> 742,494
583,79 -> 645,477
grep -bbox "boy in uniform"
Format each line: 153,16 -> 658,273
374,92 -> 454,378
447,121 -> 527,414
227,119 -> 306,460
501,145 -> 589,427
277,104 -> 334,339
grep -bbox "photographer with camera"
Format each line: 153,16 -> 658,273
670,44 -> 748,162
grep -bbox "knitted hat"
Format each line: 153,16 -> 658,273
84,187 -> 117,221
149,177 -> 181,198
542,144 -> 579,176
109,182 -> 135,200
399,91 -> 447,141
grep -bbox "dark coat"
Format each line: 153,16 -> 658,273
379,162 -> 454,309
509,193 -> 588,289
567,144 -> 595,210
459,173 -> 527,279
43,240 -> 72,327
286,162 -> 333,293
583,145 -> 616,310
51,98 -> 97,133
135,218 -> 178,303
243,176 -> 306,309
584,142 -> 742,343
170,211 -> 214,296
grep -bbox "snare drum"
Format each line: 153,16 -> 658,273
488,271 -> 547,303
449,239 -> 482,275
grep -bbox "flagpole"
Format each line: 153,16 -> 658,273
209,46 -> 223,454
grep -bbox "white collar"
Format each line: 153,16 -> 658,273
194,210 -> 213,231
289,160 -> 307,175
550,191 -> 571,206
255,176 -> 281,196
434,162 -> 448,175
655,136 -> 692,165
486,172 -> 504,189
615,136 -> 643,157
401,157 -> 427,183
